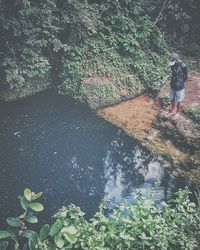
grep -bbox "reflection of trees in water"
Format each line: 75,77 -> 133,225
104,130 -> 173,206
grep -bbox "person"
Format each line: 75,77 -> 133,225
168,53 -> 188,115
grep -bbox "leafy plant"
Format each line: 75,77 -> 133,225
0,188 -> 43,250
0,188 -> 200,249
160,95 -> 171,108
183,106 -> 200,124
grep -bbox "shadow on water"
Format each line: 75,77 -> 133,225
0,90 -> 188,227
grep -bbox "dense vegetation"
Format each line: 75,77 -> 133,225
1,0 -> 199,102
1,1 -> 200,249
0,188 -> 200,250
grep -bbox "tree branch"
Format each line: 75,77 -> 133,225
155,0 -> 168,24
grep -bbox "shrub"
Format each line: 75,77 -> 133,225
160,95 -> 171,108
183,106 -> 200,124
0,188 -> 200,249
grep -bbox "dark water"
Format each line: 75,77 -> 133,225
0,90 -> 186,227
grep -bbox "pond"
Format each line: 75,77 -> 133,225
0,90 -> 186,228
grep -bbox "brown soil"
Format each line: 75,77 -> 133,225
83,77 -> 112,85
97,95 -> 187,164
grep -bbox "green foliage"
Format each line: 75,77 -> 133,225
160,95 -> 171,108
183,106 -> 200,124
59,0 -> 170,102
0,187 -> 44,250
1,0 -> 198,102
1,188 -> 200,249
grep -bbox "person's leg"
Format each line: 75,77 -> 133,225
170,99 -> 176,112
170,88 -> 176,113
176,89 -> 185,113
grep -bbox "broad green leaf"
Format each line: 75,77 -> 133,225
47,243 -> 56,250
20,196 -> 29,210
0,241 -> 9,250
0,231 -> 10,239
49,220 -> 62,237
29,202 -> 44,212
54,234 -> 64,248
19,230 -> 36,239
63,231 -> 77,244
6,217 -> 23,227
61,226 -> 77,235
25,214 -> 38,224
24,188 -> 32,201
28,232 -> 38,250
32,192 -> 43,200
39,224 -> 50,242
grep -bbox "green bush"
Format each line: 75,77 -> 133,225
183,106 -> 200,124
160,95 -> 171,108
0,188 -> 200,250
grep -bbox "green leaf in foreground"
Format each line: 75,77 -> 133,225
20,196 -> 29,210
24,188 -> 32,201
47,243 -> 56,250
54,234 -> 64,248
63,231 -> 77,244
0,231 -> 11,239
32,192 -> 43,200
39,224 -> 50,242
0,241 -> 9,250
25,214 -> 38,224
49,220 -> 62,237
6,217 -> 23,227
29,202 -> 44,212
61,226 -> 77,235
28,232 -> 38,250
19,230 -> 36,239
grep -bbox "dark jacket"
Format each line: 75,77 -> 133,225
170,62 -> 188,90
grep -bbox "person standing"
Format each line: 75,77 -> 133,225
168,53 -> 188,115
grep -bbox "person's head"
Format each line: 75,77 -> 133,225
168,53 -> 179,66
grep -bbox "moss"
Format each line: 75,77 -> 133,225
82,74 -> 145,109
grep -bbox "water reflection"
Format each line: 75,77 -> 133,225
103,130 -> 172,209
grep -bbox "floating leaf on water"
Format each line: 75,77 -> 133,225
29,202 -> 44,212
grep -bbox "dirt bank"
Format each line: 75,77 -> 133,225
98,95 -> 187,164
97,72 -> 200,184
